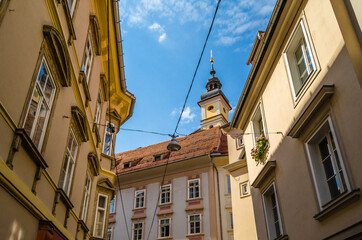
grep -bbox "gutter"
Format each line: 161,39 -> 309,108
230,0 -> 286,129
111,0 -> 136,123
210,153 -> 223,240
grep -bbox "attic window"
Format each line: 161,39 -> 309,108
154,155 -> 162,161
209,125 -> 214,129
208,106 -> 214,111
123,162 -> 130,169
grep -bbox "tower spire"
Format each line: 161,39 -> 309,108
210,50 -> 215,77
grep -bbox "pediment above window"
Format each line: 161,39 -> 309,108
43,25 -> 71,87
107,108 -> 122,128
79,71 -> 91,106
97,178 -> 115,192
88,152 -> 100,176
288,85 -> 334,138
71,106 -> 88,142
90,15 -> 101,56
100,74 -> 109,101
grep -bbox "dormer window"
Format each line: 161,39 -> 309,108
123,162 -> 130,169
154,155 -> 162,161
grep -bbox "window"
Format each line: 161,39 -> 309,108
132,222 -> 143,240
306,118 -> 349,207
109,196 -> 115,213
208,105 -> 214,111
236,136 -> 244,149
123,162 -> 130,169
67,0 -> 77,16
263,183 -> 283,240
24,57 -> 56,150
103,122 -> 114,155
159,218 -> 171,238
188,214 -> 201,235
82,35 -> 94,84
154,155 -> 162,161
188,179 -> 200,199
80,171 -> 91,221
59,129 -> 78,195
134,190 -> 145,209
94,91 -> 102,126
240,181 -> 250,197
160,184 -> 171,204
251,103 -> 267,144
94,194 -> 108,238
230,213 -> 234,229
284,19 -> 316,96
226,175 -> 231,194
106,227 -> 112,240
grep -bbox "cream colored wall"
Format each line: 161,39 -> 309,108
239,0 -> 362,239
0,0 -> 122,238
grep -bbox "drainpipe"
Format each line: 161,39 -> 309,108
210,153 -> 223,240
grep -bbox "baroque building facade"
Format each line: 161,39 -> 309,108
228,0 -> 362,239
0,0 -> 135,239
110,63 -> 234,240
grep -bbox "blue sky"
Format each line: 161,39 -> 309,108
115,0 -> 277,153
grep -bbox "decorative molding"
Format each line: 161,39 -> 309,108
31,166 -> 42,194
56,188 -> 74,209
79,71 -> 92,107
288,85 -> 334,138
223,159 -> 247,172
314,189 -> 360,221
88,152 -> 100,176
78,220 -> 89,233
60,0 -> 76,42
251,160 -> 276,188
97,178 -> 115,192
89,15 -> 101,56
71,106 -> 89,142
100,74 -> 109,101
43,25 -> 71,87
10,129 -> 48,169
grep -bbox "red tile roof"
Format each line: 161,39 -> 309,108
115,127 -> 228,174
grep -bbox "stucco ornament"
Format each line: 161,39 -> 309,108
251,135 -> 268,165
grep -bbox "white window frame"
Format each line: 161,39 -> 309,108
132,222 -> 144,240
229,212 -> 234,230
236,136 -> 244,149
23,57 -> 56,150
134,189 -> 146,209
284,17 -> 317,99
251,102 -> 268,145
188,214 -> 202,235
94,91 -> 102,126
59,129 -> 78,195
158,218 -> 171,238
103,122 -> 115,155
188,179 -> 201,200
240,181 -> 250,198
226,175 -> 231,194
67,0 -> 77,16
80,171 -> 92,221
262,182 -> 283,240
82,34 -> 94,84
93,194 -> 108,238
160,184 -> 172,205
305,117 -> 350,208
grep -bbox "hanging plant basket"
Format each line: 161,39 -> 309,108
251,135 -> 269,165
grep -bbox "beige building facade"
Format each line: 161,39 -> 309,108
229,0 -> 362,239
0,0 -> 134,239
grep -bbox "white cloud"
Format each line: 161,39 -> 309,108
170,106 -> 196,124
181,107 -> 196,124
158,33 -> 167,42
148,22 -> 167,43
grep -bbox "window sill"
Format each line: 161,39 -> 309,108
186,197 -> 202,202
186,233 -> 204,238
56,188 -> 74,209
133,207 -> 146,211
275,234 -> 289,240
157,237 -> 173,240
78,220 -> 89,233
314,189 -> 360,221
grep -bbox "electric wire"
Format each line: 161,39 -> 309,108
146,1 -> 222,239
172,0 -> 222,137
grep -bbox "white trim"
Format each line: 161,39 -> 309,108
102,121 -> 115,155
159,184 -> 172,205
60,129 -> 78,195
188,214 -> 202,235
132,222 -> 144,240
158,218 -> 171,238
93,193 -> 109,238
134,189 -> 146,209
250,100 -> 268,146
262,182 -> 283,240
80,171 -> 92,220
187,178 -> 201,200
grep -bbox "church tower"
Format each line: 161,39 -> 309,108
198,52 -> 231,130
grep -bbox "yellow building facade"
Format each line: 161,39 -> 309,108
0,0 -> 134,239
